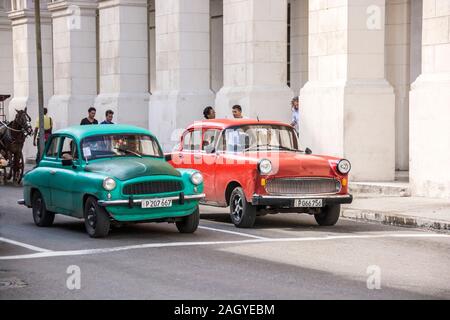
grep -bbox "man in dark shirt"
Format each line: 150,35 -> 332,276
80,107 -> 98,125
101,110 -> 114,124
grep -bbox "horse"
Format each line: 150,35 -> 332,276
0,108 -> 33,184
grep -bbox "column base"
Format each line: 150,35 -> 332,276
410,74 -> 450,198
215,85 -> 293,122
48,95 -> 96,129
300,79 -> 396,181
94,93 -> 150,128
149,90 -> 215,152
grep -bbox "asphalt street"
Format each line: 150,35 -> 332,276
0,184 -> 449,300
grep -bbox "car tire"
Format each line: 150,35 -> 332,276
176,206 -> 200,234
84,196 -> 111,238
32,190 -> 55,227
314,204 -> 341,226
229,187 -> 256,228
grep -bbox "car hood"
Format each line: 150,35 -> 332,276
85,157 -> 181,181
244,151 -> 339,177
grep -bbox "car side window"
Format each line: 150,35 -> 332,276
182,130 -> 202,152
60,137 -> 79,161
45,137 -> 60,158
203,129 -> 220,153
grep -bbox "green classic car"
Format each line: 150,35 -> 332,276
18,125 -> 205,238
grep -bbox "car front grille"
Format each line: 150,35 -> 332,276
265,178 -> 341,195
123,180 -> 183,195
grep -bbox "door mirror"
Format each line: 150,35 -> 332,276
62,159 -> 73,166
305,148 -> 313,155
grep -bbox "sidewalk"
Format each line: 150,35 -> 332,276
342,196 -> 450,232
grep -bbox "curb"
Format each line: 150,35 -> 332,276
341,208 -> 450,232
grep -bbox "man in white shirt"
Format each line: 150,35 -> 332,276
232,105 -> 249,119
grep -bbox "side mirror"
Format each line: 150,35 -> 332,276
165,154 -> 172,162
305,148 -> 313,155
62,159 -> 73,166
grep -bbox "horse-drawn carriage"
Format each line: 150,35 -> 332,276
0,95 -> 33,185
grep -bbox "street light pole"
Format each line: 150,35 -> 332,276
34,0 -> 45,163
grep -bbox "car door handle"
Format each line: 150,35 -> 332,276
178,154 -> 184,159
194,155 -> 201,160
50,170 -> 56,175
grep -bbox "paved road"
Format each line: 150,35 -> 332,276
1,185 -> 449,300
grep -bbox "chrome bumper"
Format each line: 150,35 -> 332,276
98,193 -> 206,207
252,194 -> 353,206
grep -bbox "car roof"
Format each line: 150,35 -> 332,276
186,119 -> 292,131
54,124 -> 154,140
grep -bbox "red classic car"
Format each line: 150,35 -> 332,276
167,119 -> 353,228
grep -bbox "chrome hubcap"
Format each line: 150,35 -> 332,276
231,194 -> 243,222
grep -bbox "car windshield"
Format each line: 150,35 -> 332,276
220,125 -> 300,153
81,134 -> 163,160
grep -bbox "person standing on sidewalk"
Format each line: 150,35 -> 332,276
33,107 -> 53,162
203,106 -> 216,120
80,107 -> 98,125
101,110 -> 115,124
290,96 -> 300,135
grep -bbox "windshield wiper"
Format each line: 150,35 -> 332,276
114,147 -> 142,158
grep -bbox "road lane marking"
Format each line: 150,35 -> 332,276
0,237 -> 52,253
0,233 -> 448,260
199,225 -> 268,240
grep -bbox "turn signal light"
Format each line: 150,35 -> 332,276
261,178 -> 266,186
342,178 -> 347,187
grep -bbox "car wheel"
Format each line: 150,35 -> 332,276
176,206 -> 200,234
229,187 -> 256,228
32,190 -> 55,227
314,204 -> 341,226
84,196 -> 111,238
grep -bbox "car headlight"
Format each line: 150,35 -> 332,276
190,172 -> 203,185
258,159 -> 272,175
337,159 -> 351,174
102,177 -> 117,191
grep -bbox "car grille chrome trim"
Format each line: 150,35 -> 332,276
123,180 -> 183,195
265,178 -> 341,195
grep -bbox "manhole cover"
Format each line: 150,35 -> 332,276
0,278 -> 28,289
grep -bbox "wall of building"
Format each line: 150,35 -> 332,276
0,2 -> 13,119
410,0 -> 450,198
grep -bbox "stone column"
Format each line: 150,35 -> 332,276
94,0 -> 150,128
290,0 -> 308,94
385,0 -> 411,171
149,0 -> 215,151
0,1 -> 13,119
215,0 -> 293,121
410,0 -> 450,198
47,0 -> 97,129
300,0 -> 395,181
8,0 -> 54,159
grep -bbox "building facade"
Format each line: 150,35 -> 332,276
0,0 -> 449,199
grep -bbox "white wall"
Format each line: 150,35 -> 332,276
410,0 -> 450,198
0,5 -> 13,119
